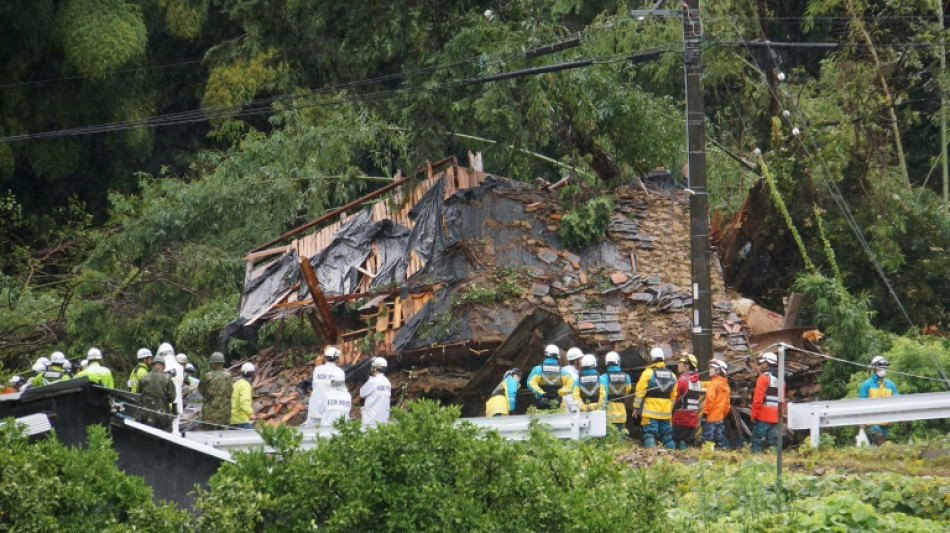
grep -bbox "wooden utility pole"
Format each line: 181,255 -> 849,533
683,1 -> 714,369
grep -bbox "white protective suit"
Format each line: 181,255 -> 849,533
561,364 -> 580,413
359,373 -> 392,425
157,342 -> 184,433
306,362 -> 344,425
321,385 -> 352,427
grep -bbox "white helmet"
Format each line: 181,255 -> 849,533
9,376 -> 22,385
241,362 -> 256,374
605,351 -> 620,366
324,345 -> 342,361
758,351 -> 778,366
372,357 -> 388,370
157,342 -> 174,357
37,356 -> 51,367
87,347 -> 103,360
32,362 -> 46,373
50,352 -> 67,365
566,347 -> 584,362
649,347 -> 666,362
136,348 -> 153,360
185,363 -> 196,372
330,373 -> 346,386
80,359 -> 89,369
62,361 -> 72,371
710,359 -> 728,373
544,345 -> 560,358
580,354 -> 597,368
870,356 -> 889,368
176,353 -> 188,364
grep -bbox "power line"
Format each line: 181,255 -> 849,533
0,46 -> 679,144
0,58 -> 205,89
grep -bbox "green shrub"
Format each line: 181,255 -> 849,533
557,195 -> 613,248
194,400 -> 674,532
0,422 -> 188,532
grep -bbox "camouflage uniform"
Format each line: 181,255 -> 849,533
138,369 -> 176,431
198,370 -> 232,429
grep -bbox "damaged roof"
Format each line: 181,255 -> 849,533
227,154 -> 824,422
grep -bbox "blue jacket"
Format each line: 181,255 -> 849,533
527,357 -> 573,397
858,375 -> 899,399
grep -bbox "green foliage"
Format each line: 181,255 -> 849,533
459,268 -> 527,305
0,423 -> 188,531
793,273 -> 880,398
667,459 -> 949,531
557,195 -> 612,247
194,400 -> 674,532
57,0 -> 147,77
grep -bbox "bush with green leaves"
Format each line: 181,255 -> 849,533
557,195 -> 613,248
0,422 -> 188,532
194,399 -> 676,532
666,459 -> 949,532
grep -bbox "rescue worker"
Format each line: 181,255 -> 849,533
306,346 -> 345,426
527,344 -> 573,410
231,362 -> 255,429
359,357 -> 392,425
701,359 -> 731,448
138,356 -> 177,432
76,347 -> 114,388
62,360 -> 73,377
573,354 -> 605,412
128,348 -> 152,393
322,374 -> 352,427
176,353 -> 188,366
157,342 -> 184,433
198,352 -> 232,430
24,362 -> 46,391
750,351 -> 783,452
183,363 -> 200,396
858,356 -> 899,445
632,347 -> 677,449
601,351 -> 632,433
79,359 -> 89,372
672,353 -> 701,449
562,347 -> 584,413
3,376 -> 23,394
486,368 -> 521,417
31,351 -> 70,387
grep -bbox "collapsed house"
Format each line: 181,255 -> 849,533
224,154 -> 825,427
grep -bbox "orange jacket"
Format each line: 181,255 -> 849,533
702,375 -> 730,423
751,371 -> 783,424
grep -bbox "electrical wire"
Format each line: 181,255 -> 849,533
0,58 -> 205,89
0,46 -> 680,143
773,343 -> 950,384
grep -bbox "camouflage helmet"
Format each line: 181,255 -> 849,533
209,352 -> 226,364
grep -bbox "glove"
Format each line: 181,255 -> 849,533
542,390 -> 559,400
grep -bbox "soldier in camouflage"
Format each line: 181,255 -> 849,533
198,352 -> 232,430
138,356 -> 177,432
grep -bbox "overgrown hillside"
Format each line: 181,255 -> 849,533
1,0 -> 949,397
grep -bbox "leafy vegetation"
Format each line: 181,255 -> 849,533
557,195 -> 613,248
459,268 -> 527,305
0,422 -> 188,532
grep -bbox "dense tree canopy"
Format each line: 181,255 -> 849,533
0,0 -> 947,394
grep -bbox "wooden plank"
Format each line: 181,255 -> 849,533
782,293 -> 804,329
242,245 -> 290,262
249,173 -> 414,253
392,296 -> 402,327
299,257 -> 338,343
376,303 -> 389,332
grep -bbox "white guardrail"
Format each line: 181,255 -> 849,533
787,391 -> 950,447
183,411 -> 608,458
